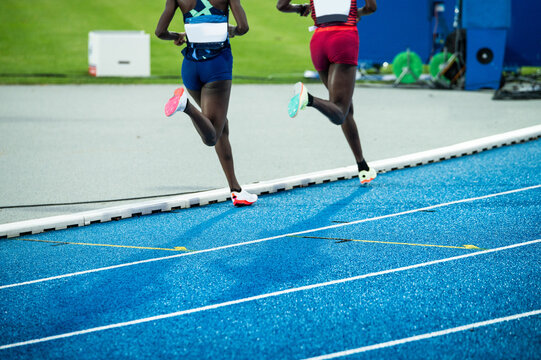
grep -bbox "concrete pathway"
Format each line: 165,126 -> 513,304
0,84 -> 539,224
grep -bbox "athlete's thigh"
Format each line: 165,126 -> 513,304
189,86 -> 230,135
187,89 -> 202,107
318,70 -> 329,88
327,63 -> 357,108
200,79 -> 232,134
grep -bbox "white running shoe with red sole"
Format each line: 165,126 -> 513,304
359,168 -> 377,184
231,189 -> 258,207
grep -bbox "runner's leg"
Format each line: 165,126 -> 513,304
214,120 -> 242,192
183,99 -> 218,146
311,63 -> 357,125
184,79 -> 231,146
340,104 -> 365,164
318,66 -> 365,164
187,81 -> 242,192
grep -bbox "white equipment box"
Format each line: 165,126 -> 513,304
88,31 -> 150,77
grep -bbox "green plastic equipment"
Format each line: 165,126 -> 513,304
429,52 -> 453,83
392,49 -> 423,85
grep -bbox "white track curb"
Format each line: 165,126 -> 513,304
1,125 -> 540,239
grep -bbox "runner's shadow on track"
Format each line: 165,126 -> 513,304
36,184 -> 374,325
164,206 -> 239,248
208,184 -> 373,299
53,207 -> 243,323
276,183 -> 373,235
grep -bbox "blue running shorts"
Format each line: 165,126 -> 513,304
181,48 -> 233,91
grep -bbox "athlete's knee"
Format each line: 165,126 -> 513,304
205,125 -> 227,146
202,134 -> 218,147
330,104 -> 349,125
334,114 -> 347,126
329,94 -> 352,124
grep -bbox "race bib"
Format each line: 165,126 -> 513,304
313,0 -> 351,24
185,22 -> 228,44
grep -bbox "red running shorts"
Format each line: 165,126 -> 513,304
309,26 -> 359,72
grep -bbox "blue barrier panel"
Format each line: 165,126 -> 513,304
462,0 -> 511,29
357,0 -> 434,65
504,0 -> 541,67
462,0 -> 510,90
356,0 -> 539,68
465,29 -> 507,90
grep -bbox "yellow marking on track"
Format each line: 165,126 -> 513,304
463,244 -> 482,249
289,236 -> 486,251
16,238 -> 195,252
173,246 -> 190,251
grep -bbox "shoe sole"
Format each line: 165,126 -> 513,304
288,82 -> 306,118
360,177 -> 376,184
288,95 -> 300,118
360,172 -> 377,184
233,200 -> 255,207
359,168 -> 377,184
164,88 -> 185,117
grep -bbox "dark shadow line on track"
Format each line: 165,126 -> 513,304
204,185 -> 373,300
166,206 -> 239,249
278,184 -> 373,237
31,206 -> 243,329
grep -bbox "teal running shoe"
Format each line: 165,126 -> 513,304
288,82 -> 309,118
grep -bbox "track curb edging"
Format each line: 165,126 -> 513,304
1,125 -> 540,239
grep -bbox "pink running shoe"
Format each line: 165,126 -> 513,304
231,189 -> 258,207
164,87 -> 187,117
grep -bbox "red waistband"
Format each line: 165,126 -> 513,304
315,25 -> 358,33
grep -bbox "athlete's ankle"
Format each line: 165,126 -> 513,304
307,93 -> 314,107
183,99 -> 191,113
357,159 -> 369,172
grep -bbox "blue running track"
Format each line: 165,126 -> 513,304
1,140 -> 540,359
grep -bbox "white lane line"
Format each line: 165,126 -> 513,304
1,238 -> 540,350
1,184 -> 540,290
304,310 -> 541,360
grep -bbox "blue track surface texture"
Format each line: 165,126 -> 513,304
1,140 -> 540,359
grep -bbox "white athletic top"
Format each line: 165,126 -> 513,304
312,0 -> 352,24
184,22 -> 228,44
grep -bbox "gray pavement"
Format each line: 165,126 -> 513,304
1,84 -> 540,224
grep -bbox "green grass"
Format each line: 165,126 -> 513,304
2,1 -> 537,85
0,0 -> 314,84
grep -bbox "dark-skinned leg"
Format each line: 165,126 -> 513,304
311,63 -> 357,125
340,104 -> 365,165
187,81 -> 241,192
318,66 -> 365,166
184,80 -> 232,146
214,121 -> 242,192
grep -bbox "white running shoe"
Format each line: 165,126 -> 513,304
288,82 -> 309,118
164,87 -> 188,117
359,168 -> 377,185
231,189 -> 258,207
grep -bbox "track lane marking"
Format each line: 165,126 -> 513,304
290,235 -> 485,250
15,238 -> 194,252
1,184 -> 539,290
0,238 -> 539,350
304,310 -> 541,360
